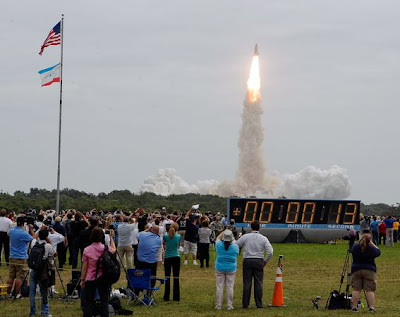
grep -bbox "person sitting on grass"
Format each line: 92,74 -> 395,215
350,233 -> 381,313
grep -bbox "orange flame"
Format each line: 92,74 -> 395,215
247,55 -> 261,102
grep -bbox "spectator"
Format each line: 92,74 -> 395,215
0,209 -> 12,266
359,213 -> 370,234
163,222 -> 181,301
29,229 -> 55,317
198,219 -> 212,268
53,216 -> 67,269
70,212 -> 88,269
215,229 -> 239,311
369,216 -> 380,246
111,215 -> 124,247
81,227 -> 116,317
183,211 -> 199,266
62,211 -> 74,265
378,220 -> 386,246
210,216 -> 224,247
79,217 -> 99,261
393,218 -> 399,243
236,220 -> 273,308
136,225 -> 162,290
131,219 -> 139,267
384,216 -> 395,247
350,233 -> 380,313
117,216 -> 136,269
7,217 -> 35,297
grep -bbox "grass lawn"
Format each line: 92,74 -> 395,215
0,241 -> 398,316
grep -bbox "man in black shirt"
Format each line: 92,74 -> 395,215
183,211 -> 199,266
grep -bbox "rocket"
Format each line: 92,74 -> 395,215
254,43 -> 259,56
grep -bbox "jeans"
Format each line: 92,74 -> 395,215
29,270 -> 49,316
216,270 -> 236,308
386,228 -> 394,247
242,258 -> 264,308
372,231 -> 379,245
83,279 -> 110,317
164,256 -> 180,301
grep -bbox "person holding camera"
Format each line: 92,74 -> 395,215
80,227 -> 116,317
7,216 -> 35,297
350,233 -> 380,313
214,229 -> 239,310
236,220 -> 273,308
0,209 -> 13,266
29,229 -> 55,317
183,210 -> 199,266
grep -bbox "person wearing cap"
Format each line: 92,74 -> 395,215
7,216 -> 35,297
214,229 -> 239,310
236,220 -> 273,308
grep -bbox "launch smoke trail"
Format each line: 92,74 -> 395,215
138,45 -> 352,200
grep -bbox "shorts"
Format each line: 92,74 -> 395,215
184,241 -> 197,255
351,270 -> 377,292
9,258 -> 29,280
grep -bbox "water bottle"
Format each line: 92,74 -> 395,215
357,299 -> 362,310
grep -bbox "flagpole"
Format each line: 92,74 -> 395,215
56,14 -> 64,215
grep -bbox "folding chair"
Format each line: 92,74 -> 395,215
126,268 -> 166,306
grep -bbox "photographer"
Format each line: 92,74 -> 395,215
183,210 -> 199,266
350,233 -> 380,313
29,229 -> 55,317
7,216 -> 35,297
0,209 -> 13,266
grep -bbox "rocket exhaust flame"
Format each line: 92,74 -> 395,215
247,51 -> 261,102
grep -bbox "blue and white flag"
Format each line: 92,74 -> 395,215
38,63 -> 61,87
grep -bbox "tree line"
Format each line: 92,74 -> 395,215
0,188 -> 226,213
0,187 -> 398,216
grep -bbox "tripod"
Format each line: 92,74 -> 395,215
338,248 -> 352,299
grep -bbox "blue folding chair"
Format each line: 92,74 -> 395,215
126,268 -> 166,306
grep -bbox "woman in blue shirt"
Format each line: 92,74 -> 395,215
163,222 -> 181,301
215,229 -> 239,311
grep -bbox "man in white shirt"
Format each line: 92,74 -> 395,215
0,209 -> 13,265
236,221 -> 273,308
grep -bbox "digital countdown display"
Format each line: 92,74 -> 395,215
228,198 -> 360,226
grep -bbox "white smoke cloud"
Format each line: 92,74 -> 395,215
274,165 -> 352,199
138,165 -> 351,200
138,168 -> 219,196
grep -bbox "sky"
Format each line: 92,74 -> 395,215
0,1 -> 399,205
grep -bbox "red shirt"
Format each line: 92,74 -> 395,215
378,223 -> 386,234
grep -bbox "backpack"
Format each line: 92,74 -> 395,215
28,242 -> 46,271
326,290 -> 351,310
96,245 -> 120,285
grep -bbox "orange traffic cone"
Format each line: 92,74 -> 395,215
269,257 -> 286,307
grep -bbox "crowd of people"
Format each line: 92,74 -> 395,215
359,213 -> 399,247
0,206 -> 273,315
0,207 -> 396,315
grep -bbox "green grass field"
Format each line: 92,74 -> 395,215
0,241 -> 398,316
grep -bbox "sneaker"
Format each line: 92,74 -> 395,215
352,307 -> 359,313
193,261 -> 198,266
183,260 -> 188,265
369,307 -> 377,313
15,294 -> 22,299
215,305 -> 221,310
227,306 -> 234,311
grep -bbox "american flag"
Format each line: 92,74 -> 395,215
39,21 -> 61,55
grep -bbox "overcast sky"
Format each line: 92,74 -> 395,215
1,1 -> 399,204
